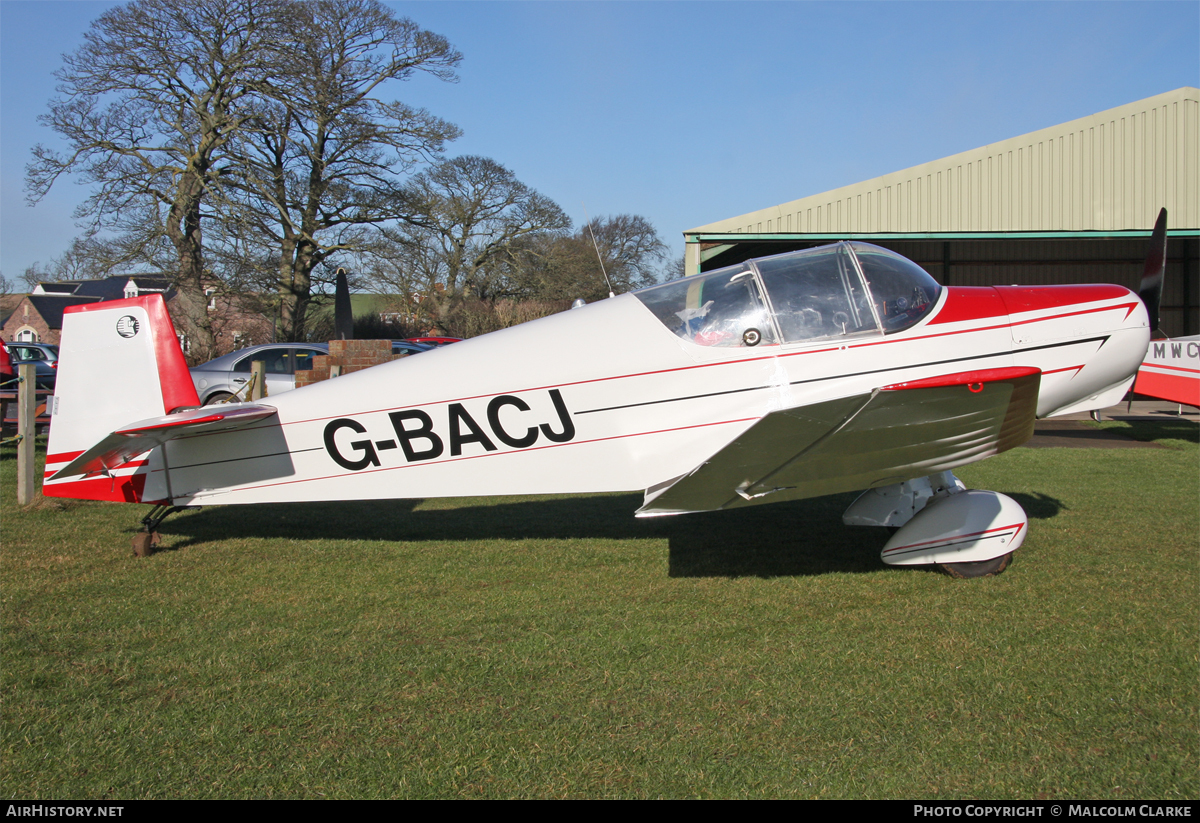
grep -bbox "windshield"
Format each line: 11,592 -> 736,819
635,242 -> 941,346
634,264 -> 777,347
754,244 -> 878,342
848,242 -> 941,334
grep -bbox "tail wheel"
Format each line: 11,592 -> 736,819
132,531 -> 161,557
940,552 -> 1014,579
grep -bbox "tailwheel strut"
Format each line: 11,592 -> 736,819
133,504 -> 185,557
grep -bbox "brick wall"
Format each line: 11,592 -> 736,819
294,339 -> 401,388
1,298 -> 56,344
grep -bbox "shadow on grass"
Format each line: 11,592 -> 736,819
1007,492 -> 1065,520
143,485 -> 1063,579
0,436 -> 48,462
6,431 -> 1069,579
664,493 -> 888,577
1091,417 -> 1199,445
145,491 -> 905,577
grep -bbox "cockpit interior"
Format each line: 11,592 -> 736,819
635,242 -> 942,348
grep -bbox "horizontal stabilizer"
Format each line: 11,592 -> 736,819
50,403 -> 277,480
638,368 -> 1040,516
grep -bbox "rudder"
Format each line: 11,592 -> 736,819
44,295 -> 199,501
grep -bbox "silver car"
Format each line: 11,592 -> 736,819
189,343 -> 328,405
6,342 -> 60,389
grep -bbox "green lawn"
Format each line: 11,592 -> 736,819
2,423 -> 1196,799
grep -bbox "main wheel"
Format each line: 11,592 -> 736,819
203,391 -> 234,406
940,552 -> 1013,579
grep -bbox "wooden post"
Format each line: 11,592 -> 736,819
16,363 -> 37,506
250,360 -> 266,400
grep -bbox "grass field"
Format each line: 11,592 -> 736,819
2,420 -> 1196,799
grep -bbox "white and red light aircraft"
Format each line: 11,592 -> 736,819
42,216 -> 1165,575
1131,336 -> 1199,408
1126,208 -> 1198,409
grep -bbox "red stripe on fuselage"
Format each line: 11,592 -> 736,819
927,287 -> 1009,326
928,284 -> 1134,327
173,416 -> 761,496
163,288 -> 1137,440
993,284 -> 1132,315
1041,365 -> 1085,376
850,302 -> 1129,352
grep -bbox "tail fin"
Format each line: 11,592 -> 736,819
44,295 -> 200,501
1138,207 -> 1167,335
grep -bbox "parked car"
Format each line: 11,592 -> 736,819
190,343 -> 328,405
405,337 -> 462,347
391,339 -> 434,356
0,343 -> 14,387
190,340 -> 434,405
6,342 -> 59,389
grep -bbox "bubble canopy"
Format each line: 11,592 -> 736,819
635,242 -> 942,347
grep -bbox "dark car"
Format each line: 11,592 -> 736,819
6,342 -> 59,389
190,343 -> 329,405
0,343 -> 14,387
391,339 -> 434,356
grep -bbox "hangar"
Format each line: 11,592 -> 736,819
684,87 -> 1199,337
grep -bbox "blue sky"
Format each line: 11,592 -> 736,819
1,0 -> 1197,279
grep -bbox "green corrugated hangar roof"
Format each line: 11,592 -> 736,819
685,88 -> 1199,336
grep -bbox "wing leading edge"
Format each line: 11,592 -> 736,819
636,368 -> 1040,517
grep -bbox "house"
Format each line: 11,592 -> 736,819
4,294 -> 100,344
4,275 -> 173,345
2,275 -> 273,361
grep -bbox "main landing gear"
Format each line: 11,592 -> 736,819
843,471 -> 1026,578
940,552 -> 1014,579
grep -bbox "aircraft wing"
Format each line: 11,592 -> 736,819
637,367 -> 1040,517
49,403 -> 278,480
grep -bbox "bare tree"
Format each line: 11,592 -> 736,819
27,0 -> 289,361
222,0 -> 461,342
380,155 -> 571,321
19,232 -> 137,289
570,214 -> 668,294
502,214 -> 669,302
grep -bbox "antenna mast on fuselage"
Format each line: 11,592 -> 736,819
582,203 -> 616,299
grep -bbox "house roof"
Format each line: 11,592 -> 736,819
127,276 -> 171,291
73,278 -> 132,300
32,282 -> 85,295
25,294 -> 102,329
30,274 -> 176,303
0,294 -> 24,329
